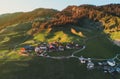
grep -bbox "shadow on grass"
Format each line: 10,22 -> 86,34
45,25 -> 88,42
0,34 -> 33,50
0,56 -> 115,79
0,22 -> 33,50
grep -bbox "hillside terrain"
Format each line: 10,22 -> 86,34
0,4 -> 120,79
0,8 -> 58,30
30,4 -> 120,42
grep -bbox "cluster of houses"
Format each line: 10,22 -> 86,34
79,56 -> 120,74
19,41 -> 120,76
19,42 -> 83,56
79,56 -> 95,70
98,59 -> 120,74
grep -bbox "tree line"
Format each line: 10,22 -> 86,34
31,4 -> 120,34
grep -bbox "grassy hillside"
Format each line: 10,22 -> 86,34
0,4 -> 120,79
0,8 -> 58,30
0,22 -> 32,50
31,4 -> 120,41
0,21 -> 120,79
111,32 -> 120,39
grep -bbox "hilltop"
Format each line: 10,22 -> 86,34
0,8 -> 58,30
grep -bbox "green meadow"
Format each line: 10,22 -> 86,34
0,22 -> 120,79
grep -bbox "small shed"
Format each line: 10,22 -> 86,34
107,59 -> 116,66
87,61 -> 94,70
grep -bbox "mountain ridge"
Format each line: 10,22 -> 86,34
0,4 -> 120,46
29,4 -> 120,35
0,8 -> 58,30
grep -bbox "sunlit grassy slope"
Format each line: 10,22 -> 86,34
111,32 -> 120,39
33,25 -> 92,43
